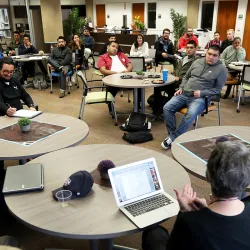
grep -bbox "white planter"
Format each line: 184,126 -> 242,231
21,124 -> 30,132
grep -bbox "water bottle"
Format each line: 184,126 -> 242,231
162,69 -> 168,82
15,48 -> 19,55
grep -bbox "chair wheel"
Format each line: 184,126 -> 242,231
128,100 -> 131,103
237,109 -> 240,113
115,122 -> 118,126
201,114 -> 204,117
68,92 -> 70,94
112,115 -> 115,119
232,95 -> 234,98
75,83 -> 77,86
50,91 -> 53,94
77,86 -> 79,89
241,103 -> 245,105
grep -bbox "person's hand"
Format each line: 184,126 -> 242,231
121,70 -> 128,73
174,184 -> 197,212
27,42 -> 32,47
175,76 -> 180,81
194,90 -> 200,98
162,52 -> 168,58
190,197 -> 208,211
29,107 -> 36,111
6,108 -> 17,116
236,45 -> 241,51
10,50 -> 15,55
76,41 -> 80,48
174,89 -> 182,96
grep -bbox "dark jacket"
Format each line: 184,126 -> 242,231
220,39 -> 233,53
68,42 -> 85,65
154,37 -> 175,64
18,44 -> 38,55
81,35 -> 95,50
49,46 -> 72,66
99,43 -> 123,55
0,76 -> 34,116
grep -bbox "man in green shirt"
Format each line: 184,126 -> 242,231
6,31 -> 22,56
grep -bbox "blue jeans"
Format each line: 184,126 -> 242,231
163,94 -> 206,141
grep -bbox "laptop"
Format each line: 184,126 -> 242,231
108,158 -> 179,228
2,163 -> 44,194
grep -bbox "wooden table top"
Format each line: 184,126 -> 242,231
102,72 -> 175,89
5,144 -> 190,240
171,126 -> 250,191
0,113 -> 89,160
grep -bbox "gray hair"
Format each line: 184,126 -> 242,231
207,141 -> 250,198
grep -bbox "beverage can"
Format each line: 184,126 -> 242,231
162,69 -> 168,82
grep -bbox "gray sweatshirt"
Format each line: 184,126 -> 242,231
220,45 -> 246,66
179,58 -> 228,97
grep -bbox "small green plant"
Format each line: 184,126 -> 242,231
136,70 -> 145,76
18,117 -> 31,127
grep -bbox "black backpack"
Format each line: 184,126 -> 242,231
120,112 -> 149,132
123,131 -> 153,144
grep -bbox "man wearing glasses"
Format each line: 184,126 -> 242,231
155,28 -> 177,68
153,40 -> 199,116
161,45 -> 227,150
0,58 -> 35,117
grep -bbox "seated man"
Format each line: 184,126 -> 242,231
48,36 -> 72,98
0,58 -> 36,117
99,35 -> 123,55
178,27 -> 199,49
205,31 -> 222,49
18,34 -> 48,84
155,28 -> 177,68
153,40 -> 198,116
98,41 -> 132,112
6,31 -> 22,56
81,28 -> 95,60
161,45 -> 227,150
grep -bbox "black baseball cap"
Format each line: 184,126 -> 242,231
52,170 -> 94,200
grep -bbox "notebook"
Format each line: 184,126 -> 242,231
108,158 -> 179,228
11,109 -> 42,118
2,163 -> 44,194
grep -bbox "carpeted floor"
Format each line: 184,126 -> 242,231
1,66 -> 250,250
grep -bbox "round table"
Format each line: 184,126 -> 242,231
102,72 -> 175,113
171,126 -> 250,191
228,63 -> 244,72
5,144 -> 190,250
0,113 -> 89,160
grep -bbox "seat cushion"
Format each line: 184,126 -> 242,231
225,79 -> 239,85
86,92 -> 115,104
243,83 -> 250,91
179,105 -> 217,114
158,61 -> 172,65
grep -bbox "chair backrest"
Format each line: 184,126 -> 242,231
148,48 -> 156,59
241,65 -> 250,85
128,57 -> 146,72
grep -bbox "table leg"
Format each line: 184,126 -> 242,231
105,239 -> 138,250
90,239 -> 99,250
140,89 -> 145,113
133,88 -> 138,112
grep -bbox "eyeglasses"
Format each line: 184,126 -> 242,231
163,32 -> 170,35
3,70 -> 14,75
186,46 -> 195,49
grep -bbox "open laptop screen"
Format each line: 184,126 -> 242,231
110,158 -> 162,205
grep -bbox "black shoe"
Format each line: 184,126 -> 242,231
161,137 -> 172,150
223,94 -> 229,99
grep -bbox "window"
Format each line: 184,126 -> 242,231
148,3 -> 156,29
201,1 -> 214,30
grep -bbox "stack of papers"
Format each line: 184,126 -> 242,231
231,62 -> 249,66
11,109 -> 43,118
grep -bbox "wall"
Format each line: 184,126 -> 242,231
93,0 -> 187,36
235,0 -> 248,40
187,0 -> 199,28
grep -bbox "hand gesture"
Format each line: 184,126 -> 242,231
174,184 -> 197,212
6,107 -> 16,116
190,197 -> 208,211
162,52 -> 168,58
194,90 -> 200,98
174,89 -> 182,96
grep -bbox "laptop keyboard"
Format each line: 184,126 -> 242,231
125,194 -> 174,217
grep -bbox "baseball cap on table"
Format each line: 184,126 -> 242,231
52,170 -> 94,200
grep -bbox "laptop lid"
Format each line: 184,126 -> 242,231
108,158 -> 164,207
3,163 -> 44,194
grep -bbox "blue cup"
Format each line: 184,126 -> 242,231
162,69 -> 168,82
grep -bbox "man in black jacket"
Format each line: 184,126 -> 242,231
18,34 -> 48,83
0,58 -> 36,117
48,36 -> 72,98
154,28 -> 177,68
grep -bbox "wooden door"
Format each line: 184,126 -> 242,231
216,0 -> 238,40
96,4 -> 106,27
243,1 -> 250,60
132,3 -> 145,31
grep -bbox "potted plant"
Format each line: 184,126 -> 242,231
132,16 -> 147,34
170,9 -> 187,49
18,117 -> 31,132
97,160 -> 115,180
136,70 -> 145,79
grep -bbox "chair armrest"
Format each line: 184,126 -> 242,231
204,94 -> 221,114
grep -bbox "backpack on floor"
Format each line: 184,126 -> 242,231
123,131 -> 153,144
33,72 -> 47,89
120,112 -> 150,132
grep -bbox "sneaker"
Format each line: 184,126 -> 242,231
161,137 -> 172,150
59,90 -> 65,98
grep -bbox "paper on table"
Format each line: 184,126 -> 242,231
11,109 -> 42,118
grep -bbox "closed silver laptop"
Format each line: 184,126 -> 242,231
108,158 -> 179,228
2,163 -> 44,194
